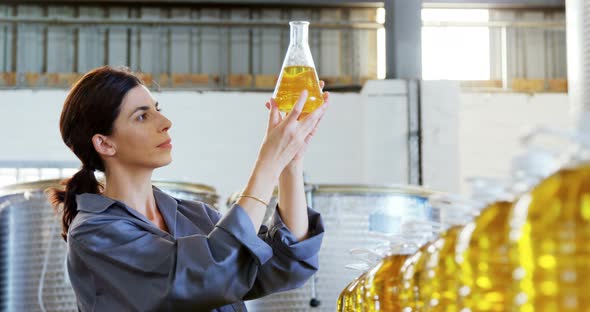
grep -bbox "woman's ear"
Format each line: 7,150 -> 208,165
91,134 -> 116,157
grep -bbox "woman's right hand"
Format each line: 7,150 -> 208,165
237,90 -> 329,231
255,90 -> 329,180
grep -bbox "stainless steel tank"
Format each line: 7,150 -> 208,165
228,184 -> 440,312
0,179 -> 220,312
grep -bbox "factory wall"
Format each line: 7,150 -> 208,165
0,82 -> 570,205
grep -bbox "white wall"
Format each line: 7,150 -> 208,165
458,92 -> 572,193
422,81 -> 461,193
0,85 -> 572,204
156,90 -> 369,201
0,90 -> 363,201
360,80 -> 411,185
0,90 -> 71,162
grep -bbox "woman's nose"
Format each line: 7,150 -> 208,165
160,116 -> 172,132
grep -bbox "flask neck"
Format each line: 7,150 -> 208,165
289,21 -> 309,47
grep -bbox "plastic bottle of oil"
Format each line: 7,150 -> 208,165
338,271 -> 368,312
456,150 -> 558,312
399,244 -> 430,311
508,141 -> 590,312
455,191 -> 514,312
363,252 -> 411,311
451,179 -> 515,311
338,222 -> 435,312
422,225 -> 465,312
363,238 -> 426,312
338,237 -> 416,311
272,21 -> 324,117
338,246 -> 385,312
418,196 -> 476,312
396,221 -> 441,311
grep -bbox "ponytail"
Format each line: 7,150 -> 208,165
48,66 -> 141,241
46,166 -> 102,242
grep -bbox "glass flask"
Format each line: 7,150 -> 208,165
272,21 -> 324,117
508,132 -> 590,312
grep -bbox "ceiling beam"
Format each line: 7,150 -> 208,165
2,0 -> 565,9
0,0 -> 384,8
423,0 -> 565,9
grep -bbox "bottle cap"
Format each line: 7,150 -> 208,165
428,193 -> 477,228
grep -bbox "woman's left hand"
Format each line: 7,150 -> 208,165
265,81 -> 330,170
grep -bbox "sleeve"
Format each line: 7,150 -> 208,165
243,205 -> 325,300
68,204 -> 274,311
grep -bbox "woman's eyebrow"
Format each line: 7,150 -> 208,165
129,106 -> 149,117
129,101 -> 158,117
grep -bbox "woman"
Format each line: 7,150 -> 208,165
46,65 -> 330,311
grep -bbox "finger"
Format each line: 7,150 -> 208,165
270,99 -> 285,123
319,80 -> 325,90
270,101 -> 281,126
305,115 -> 323,140
266,103 -> 274,130
277,110 -> 284,123
270,98 -> 278,109
303,130 -> 316,146
304,133 -> 313,145
297,142 -> 309,157
300,100 -> 329,133
322,91 -> 329,102
286,89 -> 308,123
265,102 -> 270,110
311,116 -> 323,134
267,101 -> 280,130
301,127 -> 318,151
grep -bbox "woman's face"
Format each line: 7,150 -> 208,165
107,85 -> 173,170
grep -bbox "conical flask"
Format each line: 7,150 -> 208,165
272,21 -> 324,116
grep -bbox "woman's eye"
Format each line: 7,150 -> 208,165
138,113 -> 147,121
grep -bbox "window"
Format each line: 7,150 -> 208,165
421,9 -> 491,80
0,168 -> 17,187
0,163 -> 81,188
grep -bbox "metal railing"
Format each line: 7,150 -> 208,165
0,4 -> 382,90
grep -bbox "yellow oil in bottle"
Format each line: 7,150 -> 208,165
420,225 -> 464,312
272,65 -> 324,116
363,254 -> 410,311
337,275 -> 358,312
338,271 -> 368,312
354,274 -> 368,311
456,201 -> 514,312
399,242 -> 433,310
337,292 -> 344,311
509,163 -> 590,312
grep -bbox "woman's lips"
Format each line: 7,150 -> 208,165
157,139 -> 172,148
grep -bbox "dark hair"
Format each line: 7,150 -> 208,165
46,66 -> 143,241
